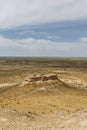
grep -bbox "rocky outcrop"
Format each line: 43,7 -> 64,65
42,75 -> 58,81
24,74 -> 41,82
22,74 -> 58,86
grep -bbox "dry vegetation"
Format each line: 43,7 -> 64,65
0,57 -> 87,130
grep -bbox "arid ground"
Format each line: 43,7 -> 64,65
0,57 -> 87,130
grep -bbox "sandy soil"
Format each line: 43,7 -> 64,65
0,58 -> 87,130
0,108 -> 87,130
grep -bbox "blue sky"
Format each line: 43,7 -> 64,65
0,0 -> 87,57
0,21 -> 87,42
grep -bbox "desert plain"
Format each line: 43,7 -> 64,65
0,57 -> 87,130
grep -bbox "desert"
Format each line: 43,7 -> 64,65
0,57 -> 87,130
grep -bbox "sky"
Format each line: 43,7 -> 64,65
0,0 -> 87,57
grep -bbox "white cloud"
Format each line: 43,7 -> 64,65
0,36 -> 87,57
48,36 -> 60,40
17,30 -> 48,35
0,0 -> 87,29
80,37 -> 87,43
